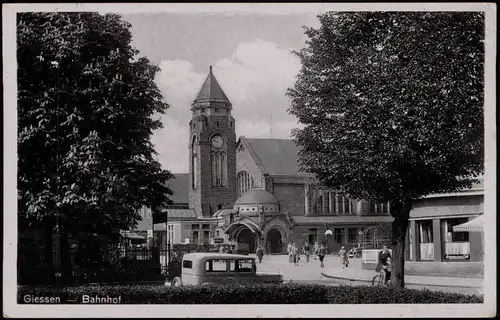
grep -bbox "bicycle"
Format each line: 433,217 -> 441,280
372,272 -> 390,287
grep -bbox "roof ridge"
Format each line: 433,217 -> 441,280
241,137 -> 268,175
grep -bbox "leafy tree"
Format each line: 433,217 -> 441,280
288,12 -> 484,288
17,12 -> 173,282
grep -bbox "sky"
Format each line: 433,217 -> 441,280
121,13 -> 320,173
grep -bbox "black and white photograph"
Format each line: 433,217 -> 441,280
3,3 -> 496,318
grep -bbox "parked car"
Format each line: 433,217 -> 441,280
165,252 -> 283,287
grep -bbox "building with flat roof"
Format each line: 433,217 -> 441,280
405,177 -> 484,262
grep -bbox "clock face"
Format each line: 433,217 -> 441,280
211,135 -> 224,149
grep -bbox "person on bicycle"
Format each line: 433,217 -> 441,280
338,246 -> 348,269
382,257 -> 393,285
375,245 -> 392,283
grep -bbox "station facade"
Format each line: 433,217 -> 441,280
134,67 -> 393,254
135,68 -> 483,258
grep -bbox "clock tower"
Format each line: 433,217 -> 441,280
189,66 -> 237,217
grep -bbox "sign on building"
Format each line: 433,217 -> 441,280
445,253 -> 470,260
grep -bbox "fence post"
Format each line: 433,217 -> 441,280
167,242 -> 171,266
152,246 -> 160,267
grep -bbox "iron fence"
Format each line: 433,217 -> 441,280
18,237 -> 225,285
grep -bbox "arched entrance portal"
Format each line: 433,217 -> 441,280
266,228 -> 283,254
237,228 -> 256,253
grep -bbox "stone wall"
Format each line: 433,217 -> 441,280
273,183 -> 306,216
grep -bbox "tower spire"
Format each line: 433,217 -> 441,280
193,66 -> 231,104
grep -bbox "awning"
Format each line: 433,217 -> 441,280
453,215 -> 484,232
120,231 -> 147,240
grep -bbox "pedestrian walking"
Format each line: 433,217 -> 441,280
314,242 -> 320,260
292,243 -> 300,266
256,245 -> 264,263
338,246 -> 349,269
317,244 -> 326,267
287,243 -> 293,263
304,242 -> 310,263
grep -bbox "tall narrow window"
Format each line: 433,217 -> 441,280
191,136 -> 198,189
316,195 -> 323,215
343,196 -> 350,214
324,192 -> 330,214
237,171 -> 253,196
216,153 -> 222,186
332,193 -> 337,214
221,152 -> 227,186
369,201 -> 376,213
212,152 -> 217,186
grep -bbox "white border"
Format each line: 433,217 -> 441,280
3,2 -> 497,318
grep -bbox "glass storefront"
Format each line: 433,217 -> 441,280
441,218 -> 471,260
417,220 -> 434,260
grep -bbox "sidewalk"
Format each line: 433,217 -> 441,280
321,267 -> 483,288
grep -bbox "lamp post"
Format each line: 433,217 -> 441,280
151,212 -> 155,249
165,209 -> 170,266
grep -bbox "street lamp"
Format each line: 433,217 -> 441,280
165,209 -> 171,266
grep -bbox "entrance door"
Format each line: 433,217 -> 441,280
266,229 -> 282,254
238,228 -> 256,253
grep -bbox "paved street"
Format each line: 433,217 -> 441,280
254,254 -> 484,295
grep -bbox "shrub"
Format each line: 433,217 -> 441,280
17,283 -> 483,304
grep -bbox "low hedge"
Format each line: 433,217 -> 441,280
18,283 -> 483,304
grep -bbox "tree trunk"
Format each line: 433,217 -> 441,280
389,197 -> 413,289
60,229 -> 71,284
390,217 -> 409,288
44,220 -> 54,284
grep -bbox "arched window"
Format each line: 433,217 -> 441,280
316,195 -> 324,215
211,151 -> 227,187
212,152 -> 217,186
237,171 -> 254,196
221,152 -> 227,186
191,136 -> 198,189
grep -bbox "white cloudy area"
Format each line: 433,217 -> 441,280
153,39 -> 302,173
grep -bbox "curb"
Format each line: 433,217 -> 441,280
320,272 -> 482,289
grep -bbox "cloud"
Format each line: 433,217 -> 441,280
154,39 -> 301,173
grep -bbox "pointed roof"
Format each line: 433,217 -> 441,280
193,66 -> 231,104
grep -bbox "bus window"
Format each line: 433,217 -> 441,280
205,259 -> 227,272
229,259 -> 254,272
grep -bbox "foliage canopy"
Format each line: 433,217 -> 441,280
288,12 -> 484,208
17,12 -> 173,236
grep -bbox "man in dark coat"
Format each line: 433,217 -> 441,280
256,245 -> 264,263
375,245 -> 392,272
